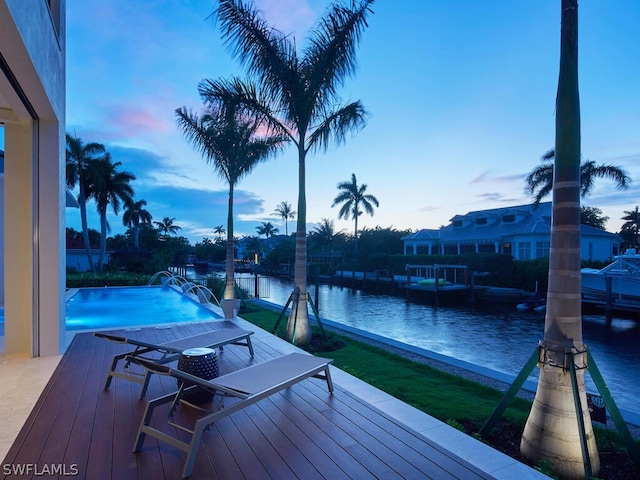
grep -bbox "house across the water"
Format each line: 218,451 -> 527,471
402,202 -> 621,262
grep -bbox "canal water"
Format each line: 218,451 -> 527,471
242,274 -> 639,417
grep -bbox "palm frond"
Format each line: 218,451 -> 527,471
306,100 -> 368,153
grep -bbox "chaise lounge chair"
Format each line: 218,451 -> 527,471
94,322 -> 254,398
131,353 -> 334,478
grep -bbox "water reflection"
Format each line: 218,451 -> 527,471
254,275 -> 639,415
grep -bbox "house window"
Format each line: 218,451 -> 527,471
502,214 -> 515,223
417,245 -> 429,254
475,217 -> 487,225
452,220 -> 462,227
518,242 -> 531,260
536,241 -> 550,258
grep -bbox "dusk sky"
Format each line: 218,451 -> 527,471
60,0 -> 640,244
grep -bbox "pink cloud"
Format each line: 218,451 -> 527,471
98,103 -> 173,141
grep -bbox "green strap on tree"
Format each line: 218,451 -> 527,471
481,345 -> 640,469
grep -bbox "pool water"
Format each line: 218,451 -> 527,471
66,286 -> 221,331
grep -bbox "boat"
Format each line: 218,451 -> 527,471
581,248 -> 640,302
517,296 -> 546,313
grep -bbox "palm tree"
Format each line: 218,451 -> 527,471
520,1 -> 600,477
272,201 -> 296,236
203,0 -> 373,344
620,206 -> 640,247
154,217 -> 182,240
176,102 -> 286,301
256,221 -> 279,252
525,149 -> 630,206
122,198 -> 152,249
213,224 -> 226,243
66,133 -> 106,272
309,217 -> 343,252
332,173 -> 379,260
87,153 -> 135,270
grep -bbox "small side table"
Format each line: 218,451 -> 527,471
177,347 -> 219,403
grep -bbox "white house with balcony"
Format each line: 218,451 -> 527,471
1,0 -> 66,357
402,202 -> 621,262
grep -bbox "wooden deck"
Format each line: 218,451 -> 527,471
2,321 -> 498,479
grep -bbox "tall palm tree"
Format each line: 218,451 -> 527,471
521,1 -> 600,477
256,221 -> 279,252
122,198 -> 152,249
176,102 -> 286,301
272,201 -> 296,236
525,149 -> 630,206
153,217 -> 182,240
331,173 -> 379,260
203,0 -> 373,344
65,133 -> 106,272
87,153 -> 135,271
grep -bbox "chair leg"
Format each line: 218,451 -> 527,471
104,353 -> 126,390
182,419 -> 208,478
138,371 -> 152,399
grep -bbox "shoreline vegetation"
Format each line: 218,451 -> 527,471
241,301 -> 640,480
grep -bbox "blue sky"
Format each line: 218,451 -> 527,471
62,0 -> 640,244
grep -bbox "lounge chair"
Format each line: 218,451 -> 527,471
131,353 -> 334,478
94,322 -> 254,398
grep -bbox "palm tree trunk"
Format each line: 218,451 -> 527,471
98,210 -> 107,271
224,185 -> 235,300
287,147 -> 311,345
354,212 -> 359,261
133,226 -> 139,249
520,2 -> 599,477
78,183 -> 95,272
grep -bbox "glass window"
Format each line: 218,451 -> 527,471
536,241 -> 550,258
518,242 -> 531,260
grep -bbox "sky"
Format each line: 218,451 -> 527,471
61,0 -> 640,245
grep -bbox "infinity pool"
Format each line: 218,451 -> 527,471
66,286 -> 221,331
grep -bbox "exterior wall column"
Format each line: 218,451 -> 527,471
4,121 -> 34,355
3,121 -> 65,356
38,120 -> 65,356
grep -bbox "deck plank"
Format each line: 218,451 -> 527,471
2,322 -> 496,479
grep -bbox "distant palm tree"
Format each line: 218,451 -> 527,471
332,173 -> 379,260
213,225 -> 226,243
620,207 -> 640,247
176,102 -> 286,300
525,149 -> 631,206
202,0 -> 373,345
154,217 -> 181,240
87,153 -> 135,270
122,198 -> 152,249
66,133 -> 106,272
242,235 -> 263,262
309,218 -> 343,252
256,221 -> 279,252
272,201 -> 296,236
